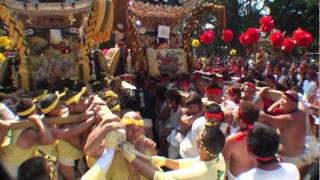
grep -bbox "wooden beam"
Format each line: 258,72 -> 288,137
8,111 -> 94,130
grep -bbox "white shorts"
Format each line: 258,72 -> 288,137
282,144 -> 318,168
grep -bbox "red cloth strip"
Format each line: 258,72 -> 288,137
205,88 -> 222,95
256,156 -> 274,162
244,82 -> 256,91
204,112 -> 223,121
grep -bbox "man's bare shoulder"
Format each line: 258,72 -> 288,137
225,132 -> 246,149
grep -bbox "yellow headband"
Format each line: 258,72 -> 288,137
41,96 -> 60,114
33,90 -> 48,102
105,90 -> 118,99
111,104 -> 121,112
64,87 -> 87,106
121,118 -> 144,127
17,104 -> 35,116
65,93 -> 82,106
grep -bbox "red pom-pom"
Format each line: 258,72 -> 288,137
246,28 -> 260,43
259,16 -> 274,33
270,31 -> 284,47
281,38 -> 295,52
221,29 -> 233,43
259,16 -> 272,24
200,30 -> 215,45
293,28 -> 313,47
305,33 -> 314,47
239,32 -> 251,46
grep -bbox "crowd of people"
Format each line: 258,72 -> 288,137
0,51 -> 319,180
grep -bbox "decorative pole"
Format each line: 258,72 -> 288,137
0,3 -> 30,90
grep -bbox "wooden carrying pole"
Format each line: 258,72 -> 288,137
8,112 -> 94,130
4,90 -> 113,130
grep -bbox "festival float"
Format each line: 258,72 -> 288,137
0,0 -> 228,91
0,0 -> 113,91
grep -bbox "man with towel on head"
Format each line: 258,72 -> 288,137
223,101 -> 260,179
259,90 -> 315,169
0,98 -> 53,178
84,110 -> 156,180
37,89 -> 95,180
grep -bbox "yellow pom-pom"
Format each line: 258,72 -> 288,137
200,57 -> 206,64
230,49 -> 237,56
0,36 -> 11,48
105,90 -> 118,99
192,39 -> 200,48
0,53 -> 6,62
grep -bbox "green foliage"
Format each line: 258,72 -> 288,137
196,0 -> 270,56
195,0 -> 318,56
267,0 -> 319,52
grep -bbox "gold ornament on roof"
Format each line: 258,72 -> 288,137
26,16 -> 33,26
68,15 -> 76,26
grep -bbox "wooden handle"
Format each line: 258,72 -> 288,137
8,111 -> 94,130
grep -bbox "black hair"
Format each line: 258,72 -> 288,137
49,80 -> 65,94
15,98 -> 34,118
221,70 -> 231,81
165,89 -> 182,105
155,85 -> 167,99
275,83 -> 288,91
17,157 -> 50,180
185,92 -> 202,107
201,125 -> 225,157
239,101 -> 260,125
108,77 -> 121,91
36,80 -> 49,90
205,103 -> 224,123
39,94 -> 58,111
73,81 -> 86,92
266,74 -> 276,83
91,81 -> 104,92
62,78 -> 76,90
247,123 -> 280,165
61,90 -> 78,102
207,82 -> 222,90
206,103 -> 222,114
135,74 -> 145,89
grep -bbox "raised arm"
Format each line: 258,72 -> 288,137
121,142 -> 205,180
17,115 -> 54,149
130,155 -> 207,180
258,112 -> 293,129
84,118 -> 124,157
81,148 -> 115,180
50,117 -> 95,140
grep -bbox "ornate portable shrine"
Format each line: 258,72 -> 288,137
0,0 -> 226,90
0,0 -> 112,90
123,1 -> 226,76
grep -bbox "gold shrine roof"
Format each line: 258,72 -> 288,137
129,0 -> 198,30
4,0 -> 93,16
